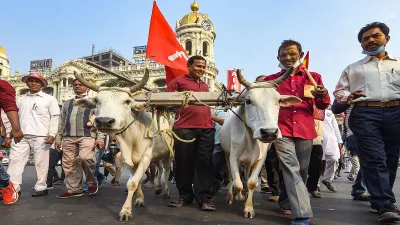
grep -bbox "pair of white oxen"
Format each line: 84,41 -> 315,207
73,66 -> 301,221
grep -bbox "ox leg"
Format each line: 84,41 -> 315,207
119,166 -> 136,221
134,182 -> 145,208
162,158 -> 172,199
119,157 -> 151,222
225,154 -> 234,205
154,161 -> 163,196
230,155 -> 245,202
244,157 -> 267,218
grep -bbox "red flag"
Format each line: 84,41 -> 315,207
227,70 -> 241,92
146,1 -> 188,84
301,51 -> 310,69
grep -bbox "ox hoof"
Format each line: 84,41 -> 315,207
164,193 -> 170,199
244,210 -> 255,219
134,200 -> 145,208
155,189 -> 162,195
118,211 -> 132,222
226,199 -> 233,205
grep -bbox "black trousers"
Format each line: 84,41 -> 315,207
306,144 -> 324,192
265,144 -> 280,196
47,148 -> 64,185
212,147 -> 228,190
173,128 -> 216,206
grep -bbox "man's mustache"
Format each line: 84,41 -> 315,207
367,42 -> 379,48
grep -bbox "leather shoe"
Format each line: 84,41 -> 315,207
32,190 -> 48,197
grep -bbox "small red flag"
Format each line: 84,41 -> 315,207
146,1 -> 188,84
301,51 -> 310,69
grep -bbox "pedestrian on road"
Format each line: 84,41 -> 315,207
56,79 -> 104,199
7,72 -> 60,197
334,21 -> 400,223
264,40 -> 330,225
321,109 -> 343,193
166,55 -> 219,211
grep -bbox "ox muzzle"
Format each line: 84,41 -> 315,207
95,117 -> 116,129
259,128 -> 279,143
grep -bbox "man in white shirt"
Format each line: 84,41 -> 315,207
321,109 -> 343,192
334,22 -> 400,223
7,72 -> 60,197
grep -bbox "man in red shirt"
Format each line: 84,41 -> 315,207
166,55 -> 221,211
264,40 -> 330,225
0,79 -> 24,205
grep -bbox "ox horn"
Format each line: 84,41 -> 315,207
130,68 -> 150,93
73,71 -> 100,92
272,67 -> 294,85
236,69 -> 253,89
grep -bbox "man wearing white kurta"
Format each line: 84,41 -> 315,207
7,72 -> 60,197
321,109 -> 342,192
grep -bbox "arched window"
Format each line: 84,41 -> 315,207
185,41 -> 192,55
68,78 -> 74,87
202,42 -> 209,57
62,78 -> 67,87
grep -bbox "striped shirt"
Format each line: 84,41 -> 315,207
56,97 -> 103,142
343,106 -> 353,138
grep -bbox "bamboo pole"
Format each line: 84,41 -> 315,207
132,91 -> 243,107
85,60 -> 153,91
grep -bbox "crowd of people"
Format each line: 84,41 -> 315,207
0,21 -> 399,225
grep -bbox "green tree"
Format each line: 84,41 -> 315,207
100,79 -> 131,88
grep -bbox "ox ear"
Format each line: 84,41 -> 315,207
279,95 -> 302,107
74,98 -> 96,109
131,102 -> 148,112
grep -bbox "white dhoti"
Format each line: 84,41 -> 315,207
7,135 -> 50,192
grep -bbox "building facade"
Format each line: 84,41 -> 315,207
0,1 -> 221,104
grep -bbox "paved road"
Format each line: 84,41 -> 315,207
0,166 -> 398,225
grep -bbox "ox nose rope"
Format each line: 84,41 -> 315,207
228,108 -> 253,135
115,114 -> 136,135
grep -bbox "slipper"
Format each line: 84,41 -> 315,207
352,193 -> 369,201
309,191 -> 322,198
201,202 -> 216,211
168,200 -> 191,207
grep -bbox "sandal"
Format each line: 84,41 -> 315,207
353,193 -> 369,201
309,190 -> 322,198
168,199 -> 191,208
201,201 -> 216,211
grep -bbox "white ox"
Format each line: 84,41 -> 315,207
73,69 -> 173,221
219,68 -> 301,218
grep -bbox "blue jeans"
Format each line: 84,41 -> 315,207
0,136 -> 10,188
94,147 -> 104,178
349,106 -> 400,208
345,135 -> 367,196
0,164 -> 10,188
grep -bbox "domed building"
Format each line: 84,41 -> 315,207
0,46 -> 10,77
1,1 -> 222,104
176,0 -> 218,88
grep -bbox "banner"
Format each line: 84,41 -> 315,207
146,1 -> 188,84
227,69 -> 241,92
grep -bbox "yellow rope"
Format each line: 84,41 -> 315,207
177,91 -> 193,107
145,107 -> 196,159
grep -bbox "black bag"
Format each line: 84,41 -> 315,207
102,151 -> 114,163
